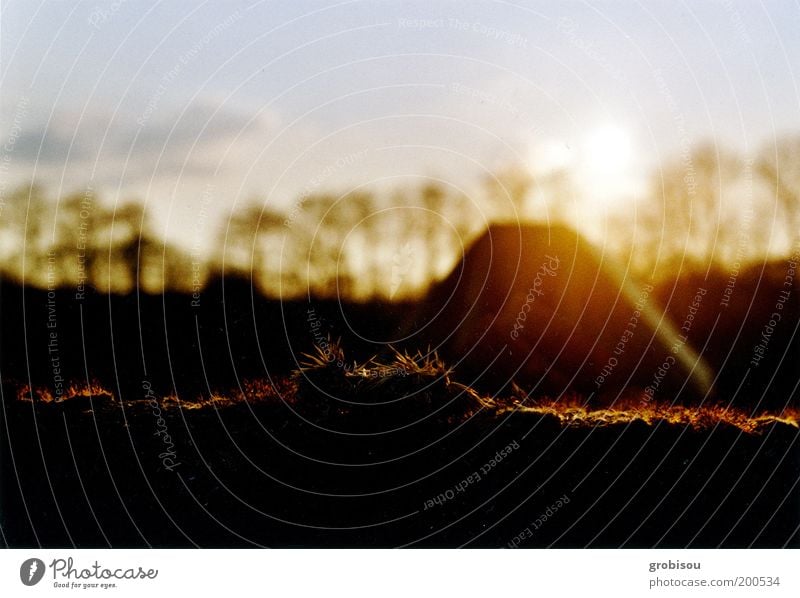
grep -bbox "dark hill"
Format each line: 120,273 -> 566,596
402,224 -> 714,400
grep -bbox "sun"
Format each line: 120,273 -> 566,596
529,123 -> 642,202
576,123 -> 643,213
583,124 -> 633,179
528,123 -> 638,199
526,123 -> 643,235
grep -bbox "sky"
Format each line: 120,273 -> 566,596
2,0 -> 799,251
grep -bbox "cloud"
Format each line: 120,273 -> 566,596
8,97 -> 276,191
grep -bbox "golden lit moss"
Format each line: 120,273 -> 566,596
10,375 -> 799,435
498,392 -> 800,434
16,381 -> 112,403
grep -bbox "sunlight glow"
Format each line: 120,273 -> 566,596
528,123 -> 639,204
526,123 -> 644,244
583,124 -> 634,178
580,123 -> 638,202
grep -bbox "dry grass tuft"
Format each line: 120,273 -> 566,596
291,340 -> 489,425
9,347 -> 798,435
16,381 -> 113,404
499,388 -> 800,434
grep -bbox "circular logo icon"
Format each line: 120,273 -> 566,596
20,558 -> 45,586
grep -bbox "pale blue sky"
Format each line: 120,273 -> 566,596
2,0 -> 798,248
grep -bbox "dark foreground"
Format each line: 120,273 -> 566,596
2,388 -> 798,548
2,266 -> 799,548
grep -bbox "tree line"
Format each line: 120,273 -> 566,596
1,136 -> 797,298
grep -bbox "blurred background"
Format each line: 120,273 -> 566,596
3,2 -> 800,550
1,0 -> 798,298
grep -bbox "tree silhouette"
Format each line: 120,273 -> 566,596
483,166 -> 533,222
217,202 -> 286,294
756,136 -> 800,248
642,144 -> 742,276
1,185 -> 53,286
